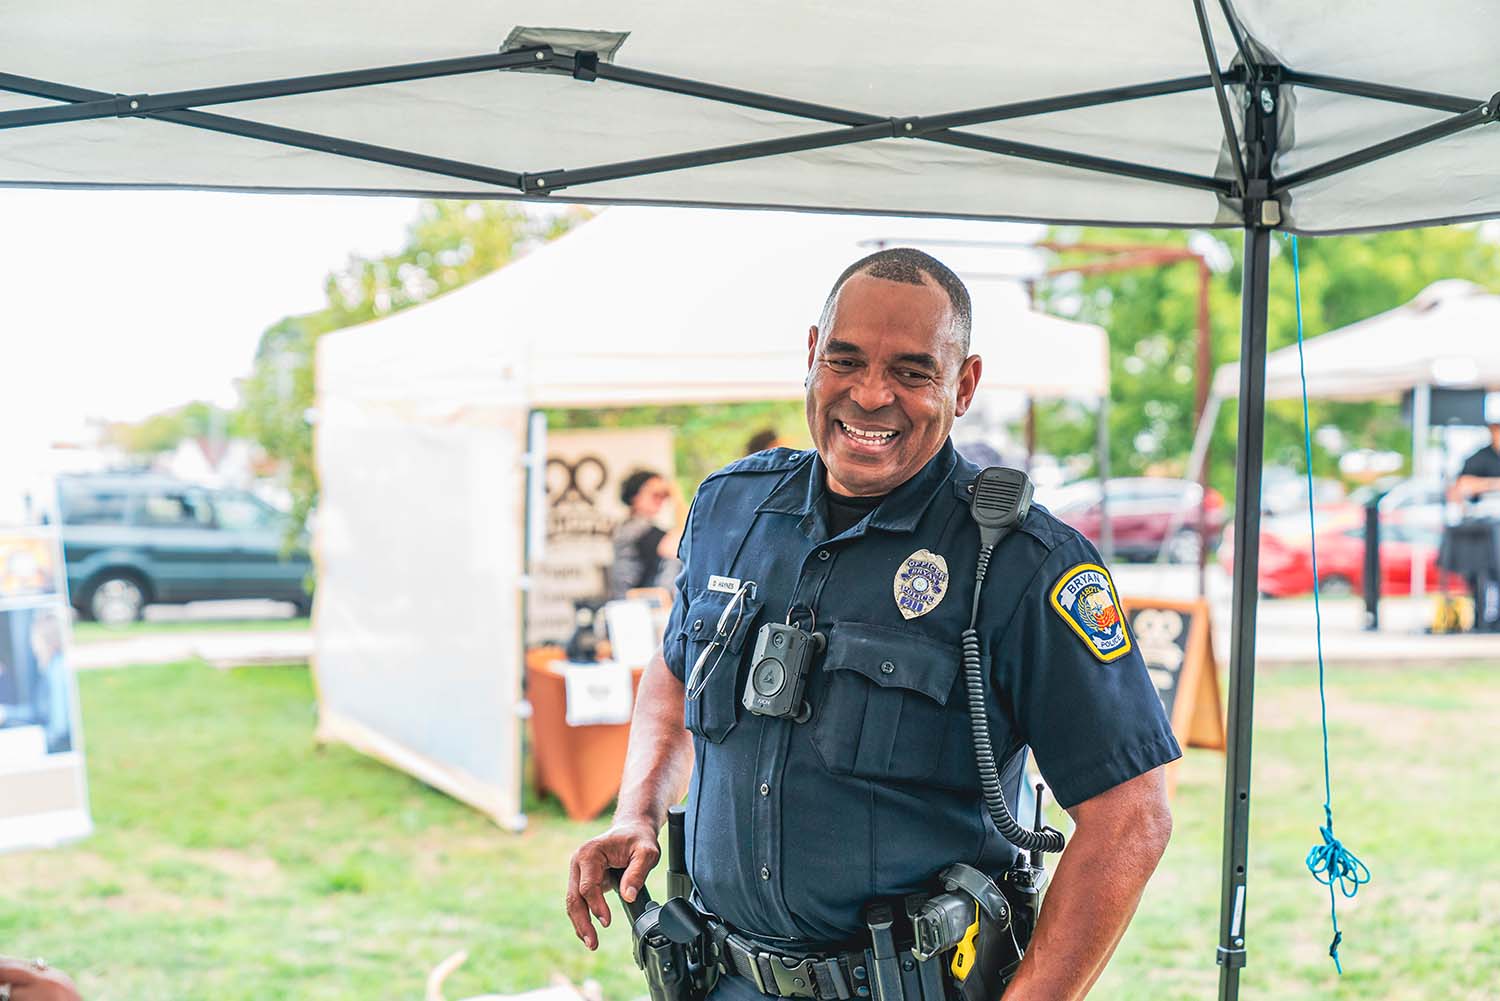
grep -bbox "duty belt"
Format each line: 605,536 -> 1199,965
720,931 -> 872,1001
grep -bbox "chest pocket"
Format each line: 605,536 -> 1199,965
811,622 -> 964,785
680,587 -> 764,743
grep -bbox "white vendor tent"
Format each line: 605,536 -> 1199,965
8,2 -> 1500,993
320,207 -> 1109,409
2,2 -> 1496,235
313,206 -> 1110,832
1212,280 -> 1500,402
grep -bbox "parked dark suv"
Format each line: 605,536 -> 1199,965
57,473 -> 313,624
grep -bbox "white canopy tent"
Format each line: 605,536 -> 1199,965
8,2 -> 1500,994
1212,280 -> 1500,402
321,207 -> 1109,408
2,2 -> 1496,235
313,206 -> 1109,832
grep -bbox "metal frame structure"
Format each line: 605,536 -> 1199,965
4,9 -> 1498,1001
4,46 -> 1491,204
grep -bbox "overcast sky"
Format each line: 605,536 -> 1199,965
0,189 -> 423,445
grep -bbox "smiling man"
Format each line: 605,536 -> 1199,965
567,249 -> 1180,1001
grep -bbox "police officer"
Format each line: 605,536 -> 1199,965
567,249 -> 1180,1001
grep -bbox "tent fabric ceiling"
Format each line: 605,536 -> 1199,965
3,2 -> 1497,233
318,207 -> 1110,409
1213,279 -> 1500,402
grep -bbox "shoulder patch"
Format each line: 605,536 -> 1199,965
1049,563 -> 1132,663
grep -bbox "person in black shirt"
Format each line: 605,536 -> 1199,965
1449,422 -> 1500,502
1443,422 -> 1500,630
608,469 -> 685,599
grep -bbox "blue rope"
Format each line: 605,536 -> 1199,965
1288,234 -> 1371,975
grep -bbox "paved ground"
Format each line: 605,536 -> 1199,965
1113,563 -> 1500,665
71,600 -> 314,670
70,578 -> 1499,670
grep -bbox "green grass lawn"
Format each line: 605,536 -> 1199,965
1,660 -> 1496,1000
71,617 -> 309,644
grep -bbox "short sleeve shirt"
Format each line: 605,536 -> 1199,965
662,441 -> 1180,944
1460,444 -> 1500,488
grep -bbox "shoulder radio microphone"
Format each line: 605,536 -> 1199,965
963,467 -> 1066,856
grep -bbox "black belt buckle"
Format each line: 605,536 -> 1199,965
765,954 -> 820,998
726,934 -> 823,999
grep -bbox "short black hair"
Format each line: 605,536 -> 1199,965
818,247 -> 972,354
620,469 -> 661,507
745,429 -> 780,454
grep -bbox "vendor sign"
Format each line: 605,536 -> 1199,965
0,483 -> 91,853
527,427 -> 675,646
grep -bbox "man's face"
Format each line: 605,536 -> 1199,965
805,272 -> 981,497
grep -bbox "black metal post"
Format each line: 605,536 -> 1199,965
1216,63 -> 1279,1001
1216,223 -> 1269,1000
1362,497 -> 1382,630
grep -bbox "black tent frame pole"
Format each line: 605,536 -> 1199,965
1216,61 -> 1279,1001
1,50 -> 1490,199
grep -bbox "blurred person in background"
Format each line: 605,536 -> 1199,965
744,429 -> 786,455
1449,420 -> 1500,503
0,956 -> 81,1001
0,610 -> 70,754
608,470 -> 685,599
1445,420 -> 1500,630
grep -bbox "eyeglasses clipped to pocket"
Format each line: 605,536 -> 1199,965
681,581 -> 762,742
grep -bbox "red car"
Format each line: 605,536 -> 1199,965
1046,478 -> 1227,563
1219,506 -> 1451,598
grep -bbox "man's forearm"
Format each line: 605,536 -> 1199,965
1003,769 -> 1172,1000
614,654 -> 695,828
1455,474 -> 1500,500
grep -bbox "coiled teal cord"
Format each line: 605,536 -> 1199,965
1288,234 -> 1371,974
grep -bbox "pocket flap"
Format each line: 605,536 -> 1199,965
823,622 -> 960,705
678,588 -> 761,655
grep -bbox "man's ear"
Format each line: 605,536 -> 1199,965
954,354 -> 983,417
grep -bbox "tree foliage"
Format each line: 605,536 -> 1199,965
1036,225 -> 1500,494
104,400 -> 244,458
239,202 -> 588,532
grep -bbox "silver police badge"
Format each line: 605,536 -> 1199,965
893,549 -> 949,620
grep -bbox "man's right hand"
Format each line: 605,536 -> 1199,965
0,958 -> 83,1001
565,817 -> 662,950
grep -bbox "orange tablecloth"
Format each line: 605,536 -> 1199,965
526,648 -> 646,822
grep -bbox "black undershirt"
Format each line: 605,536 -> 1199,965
825,489 -> 886,536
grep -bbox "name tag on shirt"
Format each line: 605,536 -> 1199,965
707,575 -> 742,594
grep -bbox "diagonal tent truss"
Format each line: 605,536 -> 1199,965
1,33 -> 1494,224
4,2 -> 1498,998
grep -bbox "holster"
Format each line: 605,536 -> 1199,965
612,806 -> 720,1001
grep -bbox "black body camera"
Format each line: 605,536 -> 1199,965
741,621 -> 821,722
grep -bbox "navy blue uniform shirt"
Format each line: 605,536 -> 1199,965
662,441 -> 1180,946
